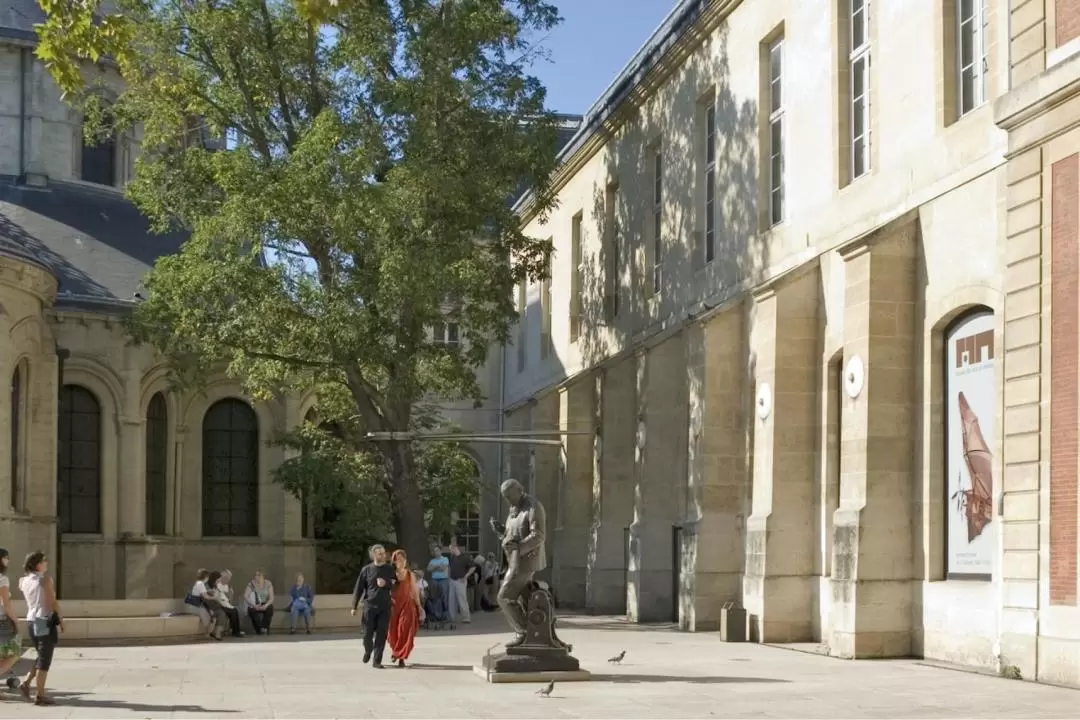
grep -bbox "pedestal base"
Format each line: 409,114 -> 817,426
473,666 -> 592,684
480,645 -> 582,673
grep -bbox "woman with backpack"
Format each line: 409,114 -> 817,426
18,550 -> 63,705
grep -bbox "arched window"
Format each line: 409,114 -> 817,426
145,393 -> 168,536
202,399 -> 259,537
80,124 -> 116,186
57,385 -> 101,534
9,364 -> 22,511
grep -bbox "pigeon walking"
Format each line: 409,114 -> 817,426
608,650 -> 626,665
536,680 -> 554,697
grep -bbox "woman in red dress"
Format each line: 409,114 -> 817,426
388,549 -> 423,667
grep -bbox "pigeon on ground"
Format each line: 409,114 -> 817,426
536,680 -> 554,697
608,650 -> 626,664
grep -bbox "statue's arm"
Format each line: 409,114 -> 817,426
489,516 -> 506,536
517,502 -> 546,555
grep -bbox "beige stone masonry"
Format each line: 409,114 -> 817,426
586,359 -> 635,615
681,304 -> 749,631
628,333 -> 688,623
744,265 -> 821,644
553,378 -> 594,607
830,214 -> 919,659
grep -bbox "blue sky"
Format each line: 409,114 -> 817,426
528,1 -> 678,116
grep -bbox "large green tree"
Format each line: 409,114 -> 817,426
36,0 -> 560,563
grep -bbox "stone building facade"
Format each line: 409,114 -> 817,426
500,0 -> 1080,686
0,0 -> 516,599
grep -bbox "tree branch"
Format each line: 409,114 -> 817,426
258,0 -> 298,150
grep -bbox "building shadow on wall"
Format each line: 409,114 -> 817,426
562,23 -> 768,623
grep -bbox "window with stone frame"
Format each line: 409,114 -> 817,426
454,504 -> 481,556
9,363 -> 22,511
145,392 -> 168,536
57,384 -> 102,534
201,399 -> 259,537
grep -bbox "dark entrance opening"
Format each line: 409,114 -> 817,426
671,524 -> 683,624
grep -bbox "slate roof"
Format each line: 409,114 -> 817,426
0,0 -> 43,43
0,177 -> 187,312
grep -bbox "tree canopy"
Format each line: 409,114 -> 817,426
36,0 -> 562,563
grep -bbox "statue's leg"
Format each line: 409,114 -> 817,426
497,568 -> 533,643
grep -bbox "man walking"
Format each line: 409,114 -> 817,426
447,542 -> 475,624
350,544 -> 395,668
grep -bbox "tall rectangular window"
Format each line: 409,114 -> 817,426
767,36 -> 785,226
569,213 -> 583,341
704,102 -> 717,263
651,145 -> 663,294
433,321 -> 460,349
957,0 -> 988,116
540,249 -> 552,360
604,182 -> 620,322
516,281 -> 527,372
849,0 -> 871,180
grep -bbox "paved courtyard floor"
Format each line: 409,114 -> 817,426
0,613 -> 1077,718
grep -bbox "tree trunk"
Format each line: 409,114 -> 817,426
384,441 -> 431,565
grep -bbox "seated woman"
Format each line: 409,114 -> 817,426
185,568 -> 226,641
287,573 -> 314,635
207,571 -> 244,638
244,570 -> 275,635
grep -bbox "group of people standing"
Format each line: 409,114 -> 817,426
186,569 -> 316,639
0,548 -> 62,706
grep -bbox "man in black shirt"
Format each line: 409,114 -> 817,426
350,544 -> 396,668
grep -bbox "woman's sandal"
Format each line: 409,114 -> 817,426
17,682 -> 30,702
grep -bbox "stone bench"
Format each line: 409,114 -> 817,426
4,595 -> 358,645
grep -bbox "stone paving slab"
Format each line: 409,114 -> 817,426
0,613 -> 1075,718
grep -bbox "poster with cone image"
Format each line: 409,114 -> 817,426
945,310 -> 996,578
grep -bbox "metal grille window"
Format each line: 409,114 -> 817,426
145,392 -> 168,536
849,0 -> 871,180
10,365 -> 20,511
57,385 -> 101,534
652,146 -> 663,293
202,399 -> 259,537
957,0 -> 988,116
704,103 -> 717,263
768,36 -> 785,226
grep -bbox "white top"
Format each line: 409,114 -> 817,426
0,576 -> 8,592
217,583 -> 234,609
19,573 -> 49,621
191,580 -> 207,597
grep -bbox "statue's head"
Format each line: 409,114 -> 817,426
501,478 -> 525,506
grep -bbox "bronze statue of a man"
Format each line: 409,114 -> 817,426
489,478 -> 546,647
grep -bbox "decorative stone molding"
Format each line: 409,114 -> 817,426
0,254 -> 57,304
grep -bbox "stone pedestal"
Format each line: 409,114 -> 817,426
476,587 -> 590,683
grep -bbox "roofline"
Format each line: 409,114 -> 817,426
513,0 -> 736,218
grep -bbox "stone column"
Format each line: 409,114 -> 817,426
556,379 -> 594,607
586,360 -> 636,614
531,394 -> 560,572
744,266 -> 821,643
629,334 -> 688,623
117,368 -> 145,538
682,305 -> 749,631
830,216 -> 918,658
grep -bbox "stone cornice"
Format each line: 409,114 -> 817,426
0,253 -> 57,304
516,0 -> 743,227
994,49 -> 1080,138
749,258 -> 821,303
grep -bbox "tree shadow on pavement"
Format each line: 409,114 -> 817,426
46,691 -> 238,713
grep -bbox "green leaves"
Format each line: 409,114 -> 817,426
42,0 -> 561,559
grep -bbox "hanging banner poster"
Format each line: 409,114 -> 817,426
945,311 -> 996,578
